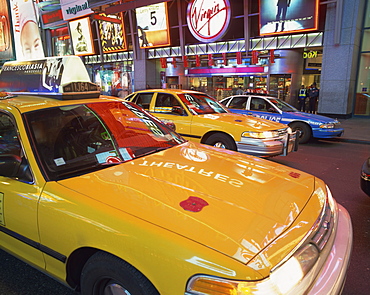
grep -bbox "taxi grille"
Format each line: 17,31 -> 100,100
310,200 -> 333,251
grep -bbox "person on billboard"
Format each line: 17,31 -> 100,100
42,58 -> 64,92
138,26 -> 151,47
275,0 -> 291,32
19,0 -> 44,60
75,22 -> 88,52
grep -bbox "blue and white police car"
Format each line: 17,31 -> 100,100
220,94 -> 344,143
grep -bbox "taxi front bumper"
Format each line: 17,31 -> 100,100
236,131 -> 299,157
308,204 -> 353,294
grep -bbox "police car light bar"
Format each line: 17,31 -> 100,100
0,56 -> 100,100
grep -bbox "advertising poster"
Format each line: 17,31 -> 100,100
135,2 -> 170,48
9,0 -> 45,61
97,13 -> 127,53
259,0 -> 319,36
69,17 -> 95,56
0,0 -> 13,60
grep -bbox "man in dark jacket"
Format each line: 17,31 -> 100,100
308,82 -> 319,114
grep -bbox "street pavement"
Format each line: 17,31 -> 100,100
337,117 -> 370,145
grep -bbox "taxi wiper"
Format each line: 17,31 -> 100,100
136,147 -> 168,158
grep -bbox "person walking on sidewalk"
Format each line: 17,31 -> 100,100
298,85 -> 307,112
308,82 -> 319,113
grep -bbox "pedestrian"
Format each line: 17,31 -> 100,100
307,82 -> 319,114
236,86 -> 244,95
298,85 -> 307,112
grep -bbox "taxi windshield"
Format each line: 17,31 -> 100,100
25,101 -> 185,180
179,93 -> 228,115
268,98 -> 298,112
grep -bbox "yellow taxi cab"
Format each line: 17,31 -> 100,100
0,57 -> 352,295
124,89 -> 299,157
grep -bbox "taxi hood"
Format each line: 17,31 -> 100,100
197,112 -> 287,131
58,142 -> 316,264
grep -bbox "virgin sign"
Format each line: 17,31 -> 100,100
187,0 -> 231,43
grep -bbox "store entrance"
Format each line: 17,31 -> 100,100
188,75 -> 268,101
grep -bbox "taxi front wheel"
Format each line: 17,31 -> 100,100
81,251 -> 159,295
204,133 -> 237,151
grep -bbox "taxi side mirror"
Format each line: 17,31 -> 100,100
0,154 -> 22,177
172,106 -> 185,115
0,155 -> 32,182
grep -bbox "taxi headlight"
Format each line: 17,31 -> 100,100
242,131 -> 279,139
186,244 -> 319,295
319,123 -> 335,128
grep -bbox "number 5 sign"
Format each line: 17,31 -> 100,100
135,3 -> 171,48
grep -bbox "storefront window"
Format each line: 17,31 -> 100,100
269,74 -> 291,100
51,27 -> 72,56
354,52 -> 370,116
354,2 -> 370,116
89,62 -> 133,98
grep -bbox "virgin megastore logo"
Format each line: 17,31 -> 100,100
187,0 -> 231,43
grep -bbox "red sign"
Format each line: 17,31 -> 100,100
41,9 -> 64,26
187,0 -> 231,43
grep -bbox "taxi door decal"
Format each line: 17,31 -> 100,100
0,192 -> 4,225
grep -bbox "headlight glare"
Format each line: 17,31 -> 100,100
187,244 -> 319,295
242,131 -> 278,139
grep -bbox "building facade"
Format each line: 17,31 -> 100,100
0,0 -> 369,118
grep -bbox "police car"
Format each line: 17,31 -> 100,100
0,57 -> 352,295
220,94 -> 344,143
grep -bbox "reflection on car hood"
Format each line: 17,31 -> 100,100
59,142 -> 316,264
198,112 -> 287,130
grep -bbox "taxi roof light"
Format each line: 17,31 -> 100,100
0,56 -> 100,100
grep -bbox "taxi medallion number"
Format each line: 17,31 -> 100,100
63,82 -> 98,93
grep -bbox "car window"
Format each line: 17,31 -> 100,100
25,101 -> 185,181
250,97 -> 268,111
178,93 -> 228,115
268,98 -> 297,112
228,96 -> 248,109
0,113 -> 21,157
131,93 -> 153,110
153,93 -> 180,114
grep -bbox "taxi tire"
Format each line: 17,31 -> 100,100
80,251 -> 159,295
289,122 -> 311,144
204,133 -> 237,150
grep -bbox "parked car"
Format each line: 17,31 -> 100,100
361,157 -> 370,196
124,89 -> 298,157
220,94 -> 344,143
0,57 -> 352,295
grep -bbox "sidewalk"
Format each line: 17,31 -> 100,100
337,117 -> 370,145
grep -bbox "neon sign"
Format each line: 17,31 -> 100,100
187,0 -> 231,43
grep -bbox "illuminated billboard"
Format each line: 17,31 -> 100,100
135,2 -> 170,48
97,13 -> 127,53
259,0 -> 319,36
69,17 -> 95,56
9,0 -> 45,61
0,0 -> 13,60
